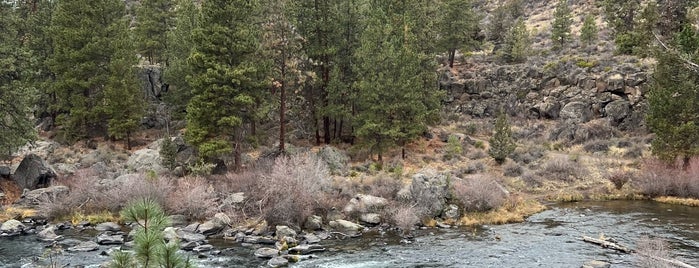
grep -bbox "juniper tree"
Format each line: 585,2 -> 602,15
162,0 -> 199,119
580,15 -> 598,48
436,0 -> 481,68
500,19 -> 530,63
488,110 -> 516,164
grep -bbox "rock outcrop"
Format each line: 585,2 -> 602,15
13,154 -> 57,190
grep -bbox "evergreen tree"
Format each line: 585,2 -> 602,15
185,0 -> 267,170
354,1 -> 441,161
436,0 -> 481,68
110,198 -> 193,268
49,0 -> 136,141
487,0 -> 523,46
551,0 -> 573,49
601,0 -> 642,54
488,110 -> 516,164
22,0 -> 57,124
163,0 -> 199,119
500,19 -> 530,63
646,30 -> 699,163
0,2 -> 36,156
579,14 -> 598,48
133,0 -> 173,64
104,31 -> 145,150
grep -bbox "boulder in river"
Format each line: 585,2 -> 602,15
13,154 -> 57,190
328,219 -> 364,232
582,260 -> 610,268
96,233 -> 124,245
95,222 -> 121,232
254,247 -> 279,258
0,219 -> 25,235
267,256 -> 289,267
275,225 -> 297,240
37,225 -> 62,242
288,244 -> 325,255
67,241 -> 100,252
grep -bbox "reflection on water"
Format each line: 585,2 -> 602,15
1,201 -> 697,268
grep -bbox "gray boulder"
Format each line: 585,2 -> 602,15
176,229 -> 206,243
303,233 -> 321,244
359,213 -> 381,225
95,222 -> 121,232
560,102 -> 591,124
1,219 -> 25,234
275,225 -> 297,240
37,226 -> 62,242
288,244 -> 325,255
198,213 -> 230,236
442,204 -> 460,220
96,233 -> 124,245
126,147 -> 164,173
255,247 -> 279,258
343,194 -> 388,214
317,146 -> 349,175
604,100 -> 631,125
13,154 -> 57,190
0,166 -> 10,178
267,256 -> 289,267
582,260 -> 611,268
67,241 -> 100,252
192,244 -> 213,253
16,185 -> 69,206
409,170 -> 449,217
328,220 -> 364,232
304,215 -> 322,231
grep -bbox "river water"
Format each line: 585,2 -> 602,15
1,201 -> 698,268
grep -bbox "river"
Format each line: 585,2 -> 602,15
1,201 -> 698,267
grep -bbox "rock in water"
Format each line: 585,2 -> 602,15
96,233 -> 124,245
267,256 -> 289,267
37,226 -> 62,242
582,260 -> 611,268
13,154 -> 57,190
95,222 -> 121,232
67,241 -> 100,252
254,247 -> 279,259
275,225 -> 297,240
0,219 -> 25,234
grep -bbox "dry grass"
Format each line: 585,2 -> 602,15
459,197 -> 545,226
653,196 -> 699,207
0,207 -> 37,222
537,156 -> 588,182
635,157 -> 699,199
1,179 -> 22,206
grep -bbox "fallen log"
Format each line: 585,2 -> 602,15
581,236 -> 697,268
581,236 -> 632,253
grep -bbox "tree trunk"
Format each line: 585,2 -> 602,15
402,147 -> 406,159
234,127 -> 242,171
125,132 -> 131,150
279,56 -> 286,154
448,48 -> 455,68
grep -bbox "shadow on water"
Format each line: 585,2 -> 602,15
1,200 -> 697,268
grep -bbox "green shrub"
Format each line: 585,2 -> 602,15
488,111 -> 516,164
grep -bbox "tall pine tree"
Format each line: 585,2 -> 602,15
551,0 -> 572,49
185,0 -> 268,170
436,0 -> 481,68
133,0 -> 173,64
163,0 -> 199,119
49,0 -> 138,142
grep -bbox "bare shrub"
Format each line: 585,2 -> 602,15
537,157 -> 587,182
101,174 -> 172,211
634,158 -> 699,198
510,145 -> 545,164
259,153 -> 330,227
391,204 -> 419,233
167,176 -> 217,220
467,149 -> 487,160
503,161 -> 523,177
573,119 -> 619,144
465,161 -> 486,174
635,236 -> 673,268
521,172 -> 543,187
39,169 -> 100,219
452,175 -> 507,212
607,170 -> 633,190
365,176 -> 402,199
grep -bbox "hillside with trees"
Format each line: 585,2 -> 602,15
2,0 -> 699,267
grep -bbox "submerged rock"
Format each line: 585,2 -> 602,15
581,260 -> 610,268
37,225 -> 62,242
267,256 -> 289,267
67,241 -> 100,252
96,233 -> 124,245
254,247 -> 279,258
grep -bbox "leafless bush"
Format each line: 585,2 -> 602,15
467,149 -> 487,160
635,236 -> 673,268
503,161 -> 523,177
510,145 -> 546,165
452,175 -> 507,212
391,204 -> 419,233
465,161 -> 486,174
606,170 -> 632,190
259,153 -> 330,227
521,172 -> 543,187
166,176 -> 217,220
365,176 -> 402,199
635,158 -> 699,198
39,169 -> 100,219
583,139 -> 610,153
101,174 -> 172,211
537,157 -> 587,182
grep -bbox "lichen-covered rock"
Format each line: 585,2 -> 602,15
1,219 -> 25,234
275,225 -> 296,240
255,247 -> 279,258
343,194 -> 388,215
328,220 -> 363,232
408,170 -> 449,217
317,146 -> 350,175
67,241 -> 100,252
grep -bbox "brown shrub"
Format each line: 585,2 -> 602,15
166,176 -> 217,220
537,157 -> 587,182
634,236 -> 673,268
259,153 -> 330,227
635,158 -> 699,198
503,161 -> 523,177
390,204 -> 419,233
607,170 -> 633,190
452,175 -> 507,212
1,179 -> 22,206
364,176 -> 402,199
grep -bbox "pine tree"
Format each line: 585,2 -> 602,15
22,0 -> 57,125
579,14 -> 598,48
110,198 -> 193,268
488,110 -> 516,164
104,31 -> 145,150
500,19 -> 530,63
436,0 -> 481,68
646,29 -> 699,163
354,1 -> 441,161
133,0 -> 173,64
551,0 -> 572,49
487,0 -> 523,46
0,2 -> 36,157
49,0 -> 135,141
163,0 -> 199,119
185,0 -> 268,170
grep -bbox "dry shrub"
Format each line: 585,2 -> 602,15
259,153 -> 330,227
1,179 -> 22,206
537,157 -> 587,182
573,119 -> 619,144
510,145 -> 546,164
39,168 -> 100,219
521,172 -> 543,187
452,175 -> 507,212
167,176 -> 217,220
364,176 -> 402,199
390,204 -> 419,233
503,161 -> 523,177
635,157 -> 699,198
606,170 -> 633,190
634,236 -> 673,268
583,139 -> 610,153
